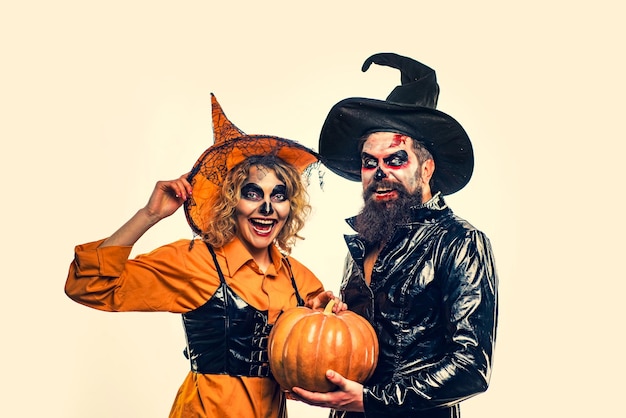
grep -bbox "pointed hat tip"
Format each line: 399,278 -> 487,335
211,93 -> 246,145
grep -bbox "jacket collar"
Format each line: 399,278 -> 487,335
409,192 -> 449,222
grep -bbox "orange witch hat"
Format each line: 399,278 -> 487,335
184,94 -> 319,237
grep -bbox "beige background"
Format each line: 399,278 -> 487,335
1,1 -> 624,417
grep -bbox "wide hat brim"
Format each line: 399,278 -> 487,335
318,97 -> 474,195
184,135 -> 319,237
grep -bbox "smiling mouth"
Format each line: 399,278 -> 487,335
373,188 -> 398,201
249,218 -> 277,235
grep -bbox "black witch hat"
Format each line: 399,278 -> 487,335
318,53 -> 473,195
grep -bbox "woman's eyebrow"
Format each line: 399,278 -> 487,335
242,183 -> 264,195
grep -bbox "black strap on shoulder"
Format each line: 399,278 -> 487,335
203,241 -> 305,306
204,242 -> 227,285
282,256 -> 305,306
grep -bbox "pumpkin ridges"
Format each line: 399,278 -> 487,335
268,305 -> 379,392
268,307 -> 308,388
317,312 -> 349,391
352,314 -> 374,382
360,312 -> 379,381
342,313 -> 367,383
338,311 -> 379,383
295,314 -> 324,390
358,321 -> 367,376
363,312 -> 379,380
308,314 -> 326,390
282,318 -> 304,390
333,316 -> 351,375
345,315 -> 362,382
321,312 -> 339,391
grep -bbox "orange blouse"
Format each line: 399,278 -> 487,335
65,237 -> 325,418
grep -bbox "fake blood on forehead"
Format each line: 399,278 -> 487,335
390,134 -> 408,147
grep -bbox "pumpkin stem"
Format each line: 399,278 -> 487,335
324,299 -> 336,315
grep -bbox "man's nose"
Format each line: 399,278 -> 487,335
374,167 -> 387,181
258,200 -> 274,215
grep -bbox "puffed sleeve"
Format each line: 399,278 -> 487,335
65,239 -> 219,313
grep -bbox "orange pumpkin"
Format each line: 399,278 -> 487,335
268,300 -> 379,392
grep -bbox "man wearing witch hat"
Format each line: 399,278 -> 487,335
291,53 -> 499,418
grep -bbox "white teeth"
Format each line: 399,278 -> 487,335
250,219 -> 275,235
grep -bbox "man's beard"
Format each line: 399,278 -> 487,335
354,180 -> 423,246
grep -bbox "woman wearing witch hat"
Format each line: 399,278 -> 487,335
65,94 -> 344,417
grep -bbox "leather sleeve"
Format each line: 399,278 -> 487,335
363,230 -> 498,415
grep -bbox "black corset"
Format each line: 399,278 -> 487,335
182,243 -> 303,377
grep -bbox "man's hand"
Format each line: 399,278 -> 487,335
290,370 -> 365,412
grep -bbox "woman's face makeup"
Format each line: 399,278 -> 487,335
234,166 -> 290,255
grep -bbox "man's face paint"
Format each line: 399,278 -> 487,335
389,133 -> 407,147
361,132 -> 422,202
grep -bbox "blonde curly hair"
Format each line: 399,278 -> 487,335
200,155 -> 311,253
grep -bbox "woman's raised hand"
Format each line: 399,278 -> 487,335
144,173 -> 192,222
99,173 -> 193,248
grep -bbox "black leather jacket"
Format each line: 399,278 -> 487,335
334,194 -> 498,418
